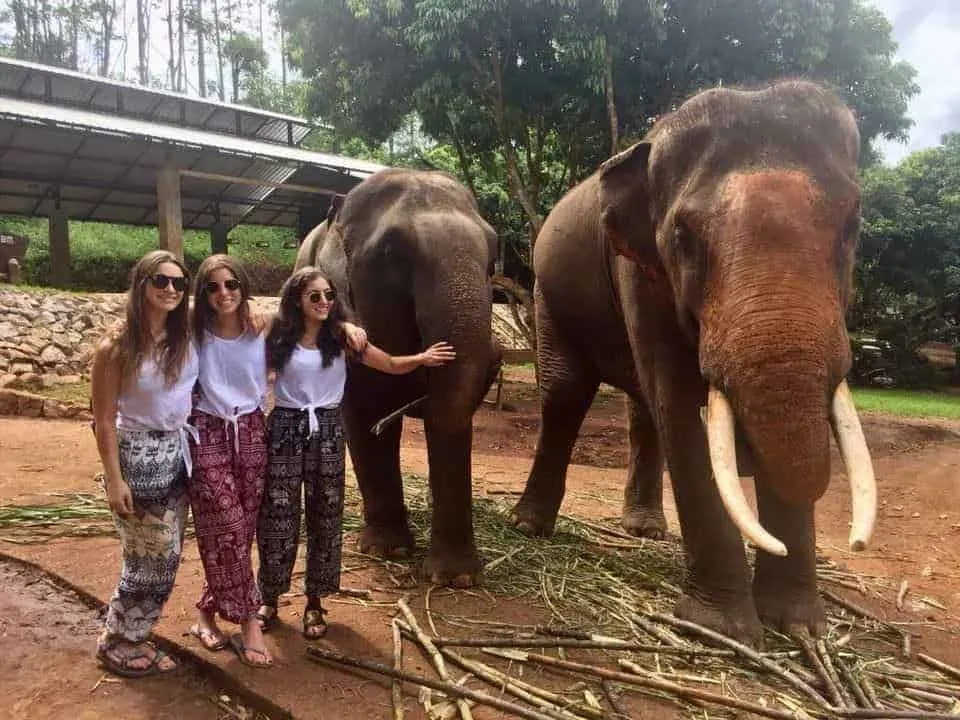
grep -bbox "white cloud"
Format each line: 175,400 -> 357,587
869,0 -> 960,163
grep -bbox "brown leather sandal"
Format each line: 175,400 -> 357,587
302,606 -> 327,640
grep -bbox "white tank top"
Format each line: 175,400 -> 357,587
116,346 -> 200,475
195,330 -> 267,420
117,347 -> 199,431
273,344 -> 346,435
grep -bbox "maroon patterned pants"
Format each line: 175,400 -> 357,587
187,409 -> 267,623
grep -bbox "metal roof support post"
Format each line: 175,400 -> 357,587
48,199 -> 71,288
157,166 -> 184,260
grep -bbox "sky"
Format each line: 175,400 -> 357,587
869,0 -> 960,164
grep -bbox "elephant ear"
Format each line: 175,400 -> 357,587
598,142 -> 657,264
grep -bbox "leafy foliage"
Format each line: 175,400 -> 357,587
851,133 -> 960,383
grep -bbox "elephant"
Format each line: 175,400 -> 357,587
510,80 -> 877,645
295,168 -> 502,587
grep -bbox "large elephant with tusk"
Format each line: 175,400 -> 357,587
295,169 -> 502,587
510,80 -> 877,645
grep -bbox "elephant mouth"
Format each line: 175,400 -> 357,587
703,382 -> 877,557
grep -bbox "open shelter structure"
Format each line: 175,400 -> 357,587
0,57 -> 386,284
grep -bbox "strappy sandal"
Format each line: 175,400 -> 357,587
188,624 -> 228,652
256,604 -> 278,633
229,634 -> 273,669
97,639 -> 177,678
302,605 -> 328,640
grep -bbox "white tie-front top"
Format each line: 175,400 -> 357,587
273,344 -> 347,435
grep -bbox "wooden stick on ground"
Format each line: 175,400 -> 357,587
839,710 -> 960,719
391,619 -> 404,720
431,636 -> 735,654
305,646 -> 563,720
819,588 -> 882,623
836,657 -> 871,708
502,650 -> 802,720
601,680 -> 632,720
918,653 -> 960,683
397,599 -> 473,720
796,636 -> 844,708
647,612 -> 833,712
439,646 -> 596,720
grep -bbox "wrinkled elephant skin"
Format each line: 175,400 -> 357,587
298,169 -> 502,587
512,81 -> 871,645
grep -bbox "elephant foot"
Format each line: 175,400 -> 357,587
358,523 -> 416,559
674,591 -> 763,648
509,498 -> 558,537
422,548 -> 483,588
621,507 -> 668,540
754,584 -> 826,638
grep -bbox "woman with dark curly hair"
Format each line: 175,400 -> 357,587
90,249 -> 197,677
186,254 -> 365,668
256,266 -> 455,639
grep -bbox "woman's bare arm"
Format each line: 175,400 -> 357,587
359,341 -> 456,375
90,337 -> 133,515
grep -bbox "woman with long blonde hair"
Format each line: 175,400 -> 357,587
90,249 -> 198,677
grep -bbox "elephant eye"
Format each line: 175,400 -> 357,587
673,218 -> 698,257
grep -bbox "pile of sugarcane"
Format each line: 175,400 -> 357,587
317,474 -> 960,719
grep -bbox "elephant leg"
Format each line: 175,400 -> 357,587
342,400 -> 415,558
421,420 -> 481,588
656,365 -> 762,646
752,482 -> 825,636
511,342 -> 600,536
621,396 -> 667,539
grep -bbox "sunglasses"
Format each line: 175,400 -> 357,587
308,289 -> 337,304
149,273 -> 188,292
205,278 -> 241,294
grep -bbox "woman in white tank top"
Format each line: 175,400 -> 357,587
256,267 -> 455,640
90,250 -> 197,678
186,254 -> 368,668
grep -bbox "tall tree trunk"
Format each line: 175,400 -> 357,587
278,0 -> 286,88
467,48 -> 543,246
69,0 -> 79,70
196,0 -> 206,96
602,34 -> 619,155
225,0 -> 236,101
167,0 -> 177,88
212,0 -> 225,98
98,0 -> 116,76
177,0 -> 186,91
136,0 -> 149,84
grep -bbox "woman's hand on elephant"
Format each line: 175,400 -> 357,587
343,322 -> 369,353
106,477 -> 134,516
420,342 -> 457,367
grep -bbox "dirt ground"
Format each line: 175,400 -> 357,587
2,367 -> 960,719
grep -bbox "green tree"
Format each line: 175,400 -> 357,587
853,133 -> 960,374
282,0 -> 916,250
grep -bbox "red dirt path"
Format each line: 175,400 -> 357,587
2,369 -> 960,719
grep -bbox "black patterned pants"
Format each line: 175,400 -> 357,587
257,406 -> 345,602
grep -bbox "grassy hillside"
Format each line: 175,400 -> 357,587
1,215 -> 298,293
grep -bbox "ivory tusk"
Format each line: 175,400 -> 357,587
831,380 -> 877,551
705,387 -> 789,557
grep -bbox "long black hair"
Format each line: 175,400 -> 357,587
267,266 -> 349,372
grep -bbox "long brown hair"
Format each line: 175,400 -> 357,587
112,250 -> 192,389
266,267 -> 348,372
191,254 -> 252,345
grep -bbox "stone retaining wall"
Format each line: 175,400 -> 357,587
0,286 -> 530,416
0,288 -> 124,389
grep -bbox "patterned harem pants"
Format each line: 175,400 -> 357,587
257,406 -> 345,602
188,409 -> 267,623
104,429 -> 189,643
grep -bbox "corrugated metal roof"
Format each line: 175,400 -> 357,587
0,94 -> 388,231
0,57 -> 315,146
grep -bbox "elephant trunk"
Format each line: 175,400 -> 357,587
701,302 -> 877,556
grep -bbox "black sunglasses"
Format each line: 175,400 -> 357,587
149,273 -> 188,292
205,278 -> 241,294
308,289 -> 337,304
